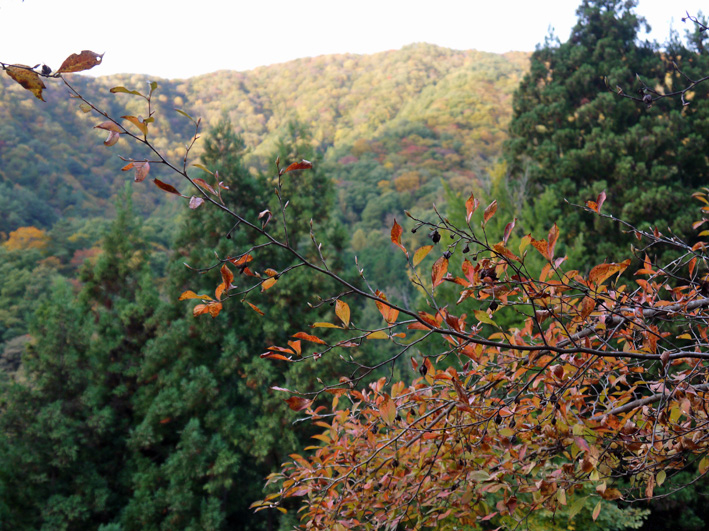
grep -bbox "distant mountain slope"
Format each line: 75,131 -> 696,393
0,43 -> 528,236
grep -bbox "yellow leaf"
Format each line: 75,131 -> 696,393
413,245 -> 433,267
335,300 -> 350,327
6,66 -> 46,101
261,277 -> 278,292
178,290 -> 213,301
366,331 -> 389,339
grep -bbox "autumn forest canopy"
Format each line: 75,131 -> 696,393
4,1 -> 709,530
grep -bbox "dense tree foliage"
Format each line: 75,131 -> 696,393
506,0 -> 709,264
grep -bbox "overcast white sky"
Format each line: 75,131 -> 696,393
0,0 -> 706,79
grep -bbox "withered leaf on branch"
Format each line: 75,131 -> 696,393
153,179 -> 184,196
133,162 -> 150,182
188,196 -> 204,209
95,121 -> 122,146
6,66 -> 46,101
57,50 -> 104,74
282,159 -> 313,174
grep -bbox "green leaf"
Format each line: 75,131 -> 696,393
656,469 -> 666,486
110,86 -> 145,97
567,496 -> 588,518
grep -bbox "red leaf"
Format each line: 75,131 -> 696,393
431,256 -> 449,289
391,219 -> 408,256
503,218 -> 516,245
285,396 -> 312,411
153,178 -> 182,196
282,159 -> 313,174
57,50 -> 104,74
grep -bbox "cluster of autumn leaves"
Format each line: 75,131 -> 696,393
6,50 -> 709,529
244,188 -> 709,527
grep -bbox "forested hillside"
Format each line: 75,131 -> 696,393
0,44 -> 527,236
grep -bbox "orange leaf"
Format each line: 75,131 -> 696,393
57,50 -> 104,73
228,254 -> 253,267
261,277 -> 278,291
221,264 -> 234,289
194,302 -> 222,318
245,301 -> 264,315
379,395 -> 397,426
547,223 -> 559,261
261,352 -> 292,362
287,340 -> 302,355
6,66 -> 46,101
335,300 -> 351,327
391,219 -> 408,256
483,200 -> 498,225
586,190 -> 607,213
374,290 -> 399,324
465,192 -> 480,223
292,332 -> 327,345
492,242 -> 520,263
179,290 -> 213,301
431,256 -> 449,289
122,115 -> 148,136
589,259 -> 630,286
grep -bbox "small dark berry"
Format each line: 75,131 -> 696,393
411,227 -> 417,233
463,244 -> 470,253
489,301 -> 499,311
443,250 -> 452,259
495,414 -> 502,424
429,230 -> 441,244
419,364 -> 428,377
41,65 -> 52,75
